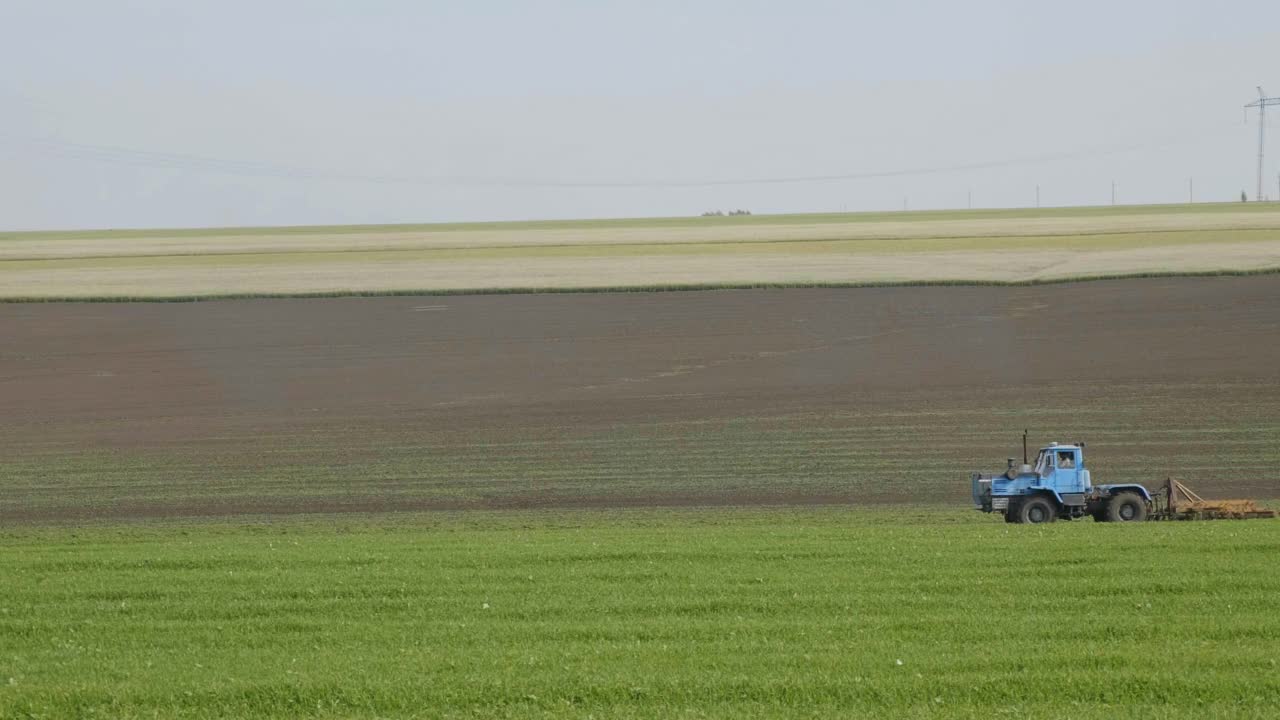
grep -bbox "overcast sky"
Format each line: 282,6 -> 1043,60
2,1 -> 1279,230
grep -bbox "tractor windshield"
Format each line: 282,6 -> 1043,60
1033,450 -> 1050,476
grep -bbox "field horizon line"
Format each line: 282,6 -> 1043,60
4,200 -> 1278,240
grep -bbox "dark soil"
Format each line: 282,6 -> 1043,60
4,276 -> 1279,522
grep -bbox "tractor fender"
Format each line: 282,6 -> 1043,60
1094,483 -> 1152,502
1027,486 -> 1066,507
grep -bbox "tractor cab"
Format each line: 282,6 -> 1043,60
987,441 -> 1090,499
1031,442 -> 1091,494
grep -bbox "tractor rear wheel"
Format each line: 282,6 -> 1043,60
1106,492 -> 1149,523
1017,496 -> 1057,524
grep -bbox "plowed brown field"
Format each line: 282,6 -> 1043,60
4,275 -> 1279,521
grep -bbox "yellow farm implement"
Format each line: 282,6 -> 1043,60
1149,479 -> 1278,521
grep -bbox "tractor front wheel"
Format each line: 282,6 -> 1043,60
1017,496 -> 1057,524
1105,492 -> 1149,523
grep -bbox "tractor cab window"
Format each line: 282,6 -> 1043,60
1056,450 -> 1075,469
1034,450 -> 1050,476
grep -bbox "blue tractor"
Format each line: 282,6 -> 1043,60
971,432 -> 1152,524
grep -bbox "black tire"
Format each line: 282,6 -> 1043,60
1106,492 -> 1149,523
1017,496 -> 1057,524
1091,510 -> 1109,523
1005,501 -> 1021,523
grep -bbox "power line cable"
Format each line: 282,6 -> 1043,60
0,126 -> 1242,189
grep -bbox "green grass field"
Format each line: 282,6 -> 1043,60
3,509 -> 1278,719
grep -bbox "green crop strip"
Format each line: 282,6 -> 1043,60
2,508 -> 1278,719
3,227 -> 1276,266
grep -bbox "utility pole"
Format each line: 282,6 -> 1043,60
967,189 -> 972,209
1036,185 -> 1040,208
1189,178 -> 1194,204
1244,87 -> 1280,201
1111,181 -> 1116,206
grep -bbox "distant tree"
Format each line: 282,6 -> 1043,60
1242,190 -> 1248,202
